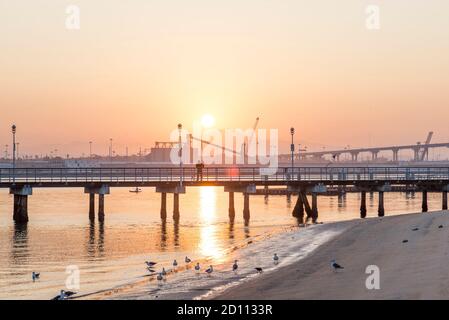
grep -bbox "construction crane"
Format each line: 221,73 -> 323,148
418,131 -> 433,161
188,134 -> 240,163
241,117 -> 260,161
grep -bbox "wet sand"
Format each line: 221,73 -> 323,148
214,211 -> 449,300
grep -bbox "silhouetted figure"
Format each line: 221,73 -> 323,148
196,161 -> 204,181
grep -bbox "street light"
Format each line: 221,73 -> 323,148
109,138 -> 113,162
178,123 -> 183,186
12,125 -> 16,183
290,127 -> 295,170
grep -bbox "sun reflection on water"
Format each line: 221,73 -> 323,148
198,187 -> 224,261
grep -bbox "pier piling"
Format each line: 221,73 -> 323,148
378,191 -> 385,217
360,191 -> 367,218
443,191 -> 448,211
98,194 -> 105,222
89,193 -> 95,221
292,193 -> 305,221
243,193 -> 250,221
10,186 -> 32,224
173,193 -> 180,220
422,191 -> 428,213
311,193 -> 318,223
228,192 -> 235,220
160,192 -> 167,220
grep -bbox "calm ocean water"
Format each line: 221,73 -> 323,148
0,187 -> 444,299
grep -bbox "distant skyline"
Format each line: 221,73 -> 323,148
1,1 -> 449,156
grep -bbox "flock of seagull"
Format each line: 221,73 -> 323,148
30,250 -> 347,299
144,254 -> 285,285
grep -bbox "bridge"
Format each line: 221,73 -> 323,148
2,166 -> 449,224
279,142 -> 449,162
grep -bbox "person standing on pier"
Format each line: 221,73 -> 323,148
196,161 -> 204,181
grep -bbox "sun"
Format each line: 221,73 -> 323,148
201,114 -> 215,128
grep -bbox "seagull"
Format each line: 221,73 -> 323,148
185,256 -> 192,263
255,267 -> 263,273
330,259 -> 344,272
156,273 -> 163,284
232,260 -> 238,272
173,260 -> 178,268
194,262 -> 200,273
161,268 -> 167,277
205,265 -> 213,275
52,290 -> 77,300
145,261 -> 157,267
273,253 -> 279,264
32,272 -> 40,281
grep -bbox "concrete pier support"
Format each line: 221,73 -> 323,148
98,194 -> 105,222
156,185 -> 185,221
89,193 -> 95,221
228,192 -> 235,220
243,193 -> 250,221
160,192 -> 167,220
10,186 -> 32,224
443,191 -> 448,211
13,195 -> 29,223
224,185 -> 255,222
301,192 -> 313,221
378,191 -> 385,217
292,193 -> 304,220
173,193 -> 180,220
360,191 -> 367,218
84,185 -> 109,222
311,193 -> 318,223
422,191 -> 428,213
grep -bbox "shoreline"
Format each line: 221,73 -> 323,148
213,210 -> 449,300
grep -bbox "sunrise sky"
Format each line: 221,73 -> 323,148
1,0 -> 449,156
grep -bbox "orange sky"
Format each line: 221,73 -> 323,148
1,0 -> 449,156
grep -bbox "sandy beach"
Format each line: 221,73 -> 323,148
214,211 -> 449,300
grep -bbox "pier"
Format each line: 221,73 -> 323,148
1,166 -> 448,224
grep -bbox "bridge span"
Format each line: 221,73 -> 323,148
2,166 -> 449,224
279,142 -> 449,162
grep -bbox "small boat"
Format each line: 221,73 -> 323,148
129,187 -> 142,193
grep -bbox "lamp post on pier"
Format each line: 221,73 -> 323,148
178,123 -> 183,186
12,125 -> 16,183
290,127 -> 295,175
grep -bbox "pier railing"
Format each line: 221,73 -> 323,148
1,167 -> 449,184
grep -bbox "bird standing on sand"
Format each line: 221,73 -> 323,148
161,268 -> 167,277
185,256 -> 192,264
145,261 -> 157,267
331,259 -> 344,272
32,272 -> 40,282
52,290 -> 77,300
205,265 -> 213,276
232,260 -> 238,273
194,263 -> 200,274
273,253 -> 279,265
157,273 -> 163,284
255,267 -> 263,273
173,260 -> 178,269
